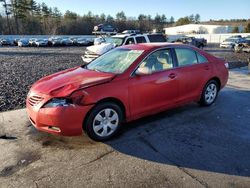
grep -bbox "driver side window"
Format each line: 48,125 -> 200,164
138,49 -> 173,74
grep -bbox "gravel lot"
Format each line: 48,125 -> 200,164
0,47 -> 85,112
0,45 -> 250,112
204,46 -> 250,68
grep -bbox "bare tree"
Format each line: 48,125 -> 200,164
0,0 -> 11,33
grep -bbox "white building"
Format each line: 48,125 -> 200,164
163,24 -> 243,35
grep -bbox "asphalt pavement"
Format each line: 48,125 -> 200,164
0,68 -> 249,188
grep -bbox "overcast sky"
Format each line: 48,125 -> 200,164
2,0 -> 250,21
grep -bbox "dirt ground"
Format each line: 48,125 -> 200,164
0,67 -> 250,188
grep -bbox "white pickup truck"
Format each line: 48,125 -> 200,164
82,33 -> 167,63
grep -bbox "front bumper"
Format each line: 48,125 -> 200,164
26,93 -> 94,136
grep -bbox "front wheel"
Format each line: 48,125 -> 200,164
84,102 -> 123,141
199,80 -> 219,106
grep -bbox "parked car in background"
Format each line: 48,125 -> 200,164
74,38 -> 93,46
48,37 -> 63,46
234,39 -> 250,53
0,36 -> 95,48
93,24 -> 118,33
1,38 -> 12,46
27,43 -> 228,141
228,35 -> 242,39
13,38 -> 20,46
61,37 -> 74,46
244,35 -> 250,41
103,33 -> 167,46
83,43 -> 116,63
173,36 -> 207,48
34,39 -> 48,47
93,37 -> 106,45
220,38 -> 243,48
82,33 -> 167,63
18,39 -> 29,47
122,30 -> 141,34
29,38 -> 37,47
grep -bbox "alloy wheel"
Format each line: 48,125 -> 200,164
205,83 -> 217,104
92,108 -> 119,137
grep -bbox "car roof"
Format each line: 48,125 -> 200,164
112,33 -> 165,40
112,34 -> 130,38
119,43 -> 195,51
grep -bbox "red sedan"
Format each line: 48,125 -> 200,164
26,43 -> 228,141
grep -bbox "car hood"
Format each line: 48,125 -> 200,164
86,43 -> 115,55
31,67 -> 115,97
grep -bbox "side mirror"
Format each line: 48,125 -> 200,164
135,67 -> 152,76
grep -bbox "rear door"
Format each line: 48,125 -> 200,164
173,47 -> 212,102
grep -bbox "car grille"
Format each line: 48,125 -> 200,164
28,95 -> 44,106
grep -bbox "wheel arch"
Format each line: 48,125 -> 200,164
208,77 -> 221,90
199,77 -> 221,106
96,97 -> 126,119
82,97 -> 127,131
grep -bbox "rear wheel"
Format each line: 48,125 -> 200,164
84,102 -> 123,141
199,80 -> 219,106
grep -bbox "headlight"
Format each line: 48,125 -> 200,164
43,98 -> 72,108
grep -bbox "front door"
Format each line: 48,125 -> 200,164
129,48 -> 179,117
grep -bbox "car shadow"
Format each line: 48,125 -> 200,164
105,87 -> 250,177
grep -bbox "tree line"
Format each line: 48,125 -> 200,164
0,0 -> 202,35
0,0 -> 249,35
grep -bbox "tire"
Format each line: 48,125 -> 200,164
199,80 -> 219,106
84,102 -> 123,141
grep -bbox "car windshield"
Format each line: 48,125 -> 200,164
105,37 -> 124,46
86,48 -> 144,74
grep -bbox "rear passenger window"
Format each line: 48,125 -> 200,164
125,38 -> 135,45
136,36 -> 146,43
147,34 -> 167,42
196,52 -> 208,63
175,48 -> 198,66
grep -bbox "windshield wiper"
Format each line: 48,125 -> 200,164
81,64 -> 88,69
92,68 -> 101,72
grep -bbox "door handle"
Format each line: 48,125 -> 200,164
204,65 -> 210,70
168,73 -> 176,79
